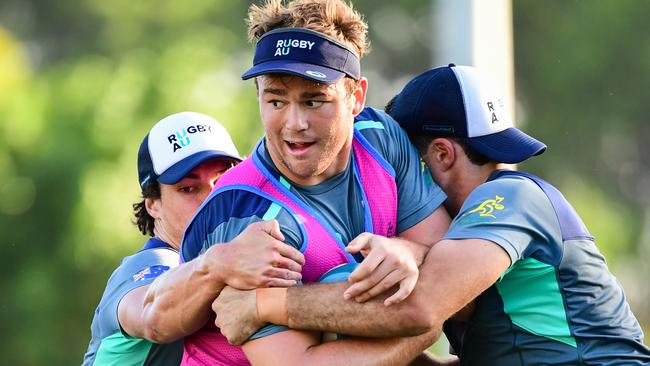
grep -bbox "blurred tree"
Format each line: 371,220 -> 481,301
0,0 -> 434,364
514,0 -> 650,329
0,0 -> 648,364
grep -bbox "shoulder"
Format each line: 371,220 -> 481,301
124,246 -> 179,268
182,189 -> 276,259
93,246 -> 178,331
185,189 -> 279,241
112,247 -> 178,286
354,107 -> 401,138
182,187 -> 304,261
354,107 -> 412,160
458,174 -> 553,224
448,173 -> 561,262
197,189 -> 280,225
468,174 -> 546,205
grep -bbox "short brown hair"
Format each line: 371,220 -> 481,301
132,182 -> 160,237
247,0 -> 370,59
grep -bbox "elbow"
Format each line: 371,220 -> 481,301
144,332 -> 178,344
141,308 -> 179,344
397,291 -> 439,336
399,306 -> 435,336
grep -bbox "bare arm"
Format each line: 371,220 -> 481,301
399,206 -> 451,247
212,207 -> 452,344
118,285 -> 155,339
283,238 -> 510,337
213,237 -> 510,344
240,328 -> 442,366
136,220 -> 304,342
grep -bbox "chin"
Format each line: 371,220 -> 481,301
290,166 -> 320,180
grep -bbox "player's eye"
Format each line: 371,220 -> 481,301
305,100 -> 324,108
179,186 -> 195,193
269,100 -> 285,109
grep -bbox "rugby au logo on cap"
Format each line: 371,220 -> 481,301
167,124 -> 213,153
242,27 -> 361,83
274,39 -> 316,56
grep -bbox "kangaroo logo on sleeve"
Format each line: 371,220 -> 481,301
469,195 -> 505,218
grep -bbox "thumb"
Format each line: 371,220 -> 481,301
346,232 -> 372,254
261,219 -> 285,242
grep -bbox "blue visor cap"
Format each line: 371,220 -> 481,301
242,28 -> 361,83
464,127 -> 546,164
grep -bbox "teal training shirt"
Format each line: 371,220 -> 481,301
82,238 -> 183,366
444,170 -> 650,365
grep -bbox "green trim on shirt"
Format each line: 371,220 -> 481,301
279,176 -> 292,189
262,202 -> 283,220
496,257 -> 577,347
93,331 -> 152,366
354,120 -> 385,130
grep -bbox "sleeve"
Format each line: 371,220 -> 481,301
97,248 -> 179,335
444,176 -> 556,265
357,108 -> 447,233
181,189 -> 304,262
115,248 -> 180,299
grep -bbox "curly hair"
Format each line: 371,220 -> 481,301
132,182 -> 160,237
247,0 -> 370,59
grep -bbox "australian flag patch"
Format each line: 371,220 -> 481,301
132,265 -> 171,282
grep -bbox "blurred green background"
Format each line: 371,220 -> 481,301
1,0 -> 648,364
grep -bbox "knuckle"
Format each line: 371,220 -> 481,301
379,281 -> 392,291
260,278 -> 273,287
266,279 -> 280,287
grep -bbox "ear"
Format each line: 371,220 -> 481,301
145,197 -> 162,220
351,77 -> 368,116
427,138 -> 456,172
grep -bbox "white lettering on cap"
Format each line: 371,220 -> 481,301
274,39 -> 316,56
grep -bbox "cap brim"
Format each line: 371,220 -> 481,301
465,127 -> 546,164
242,60 -> 345,83
158,150 -> 242,185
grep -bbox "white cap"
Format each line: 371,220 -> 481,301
138,112 -> 241,187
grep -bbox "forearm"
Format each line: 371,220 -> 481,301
256,282 -> 432,337
141,251 -> 225,342
262,239 -> 506,338
305,333 -> 439,366
244,328 -> 441,366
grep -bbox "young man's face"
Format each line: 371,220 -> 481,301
257,74 -> 366,185
150,158 -> 234,248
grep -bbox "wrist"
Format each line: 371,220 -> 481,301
256,287 -> 288,325
198,245 -> 228,288
406,240 -> 428,266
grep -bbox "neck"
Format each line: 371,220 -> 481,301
153,225 -> 179,251
445,162 -> 507,217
